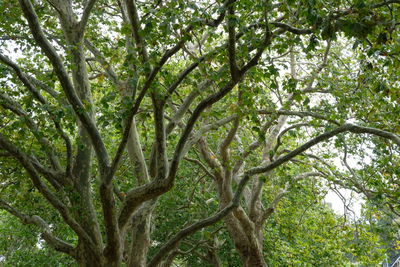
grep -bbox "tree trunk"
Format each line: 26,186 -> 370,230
76,242 -> 105,267
127,202 -> 155,267
224,214 -> 267,267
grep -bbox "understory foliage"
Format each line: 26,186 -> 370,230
0,0 -> 399,266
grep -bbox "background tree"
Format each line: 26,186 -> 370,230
0,0 -> 399,266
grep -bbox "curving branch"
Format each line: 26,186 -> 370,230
232,118 -> 277,175
109,37 -> 186,183
0,199 -> 76,257
0,54 -> 59,101
248,123 -> 400,177
182,115 -> 238,157
0,92 -> 62,174
79,0 -> 98,31
18,0 -> 110,174
0,55 -> 73,176
201,0 -> 235,27
270,22 -> 313,34
148,167 -> 252,267
258,109 -> 340,125
0,133 -> 100,256
272,123 -> 309,157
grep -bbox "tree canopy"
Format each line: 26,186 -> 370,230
0,0 -> 399,266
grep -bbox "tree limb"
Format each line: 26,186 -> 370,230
18,0 -> 110,175
0,199 -> 77,257
0,134 -> 100,256
248,123 -> 400,177
227,1 -> 239,80
270,22 -> 313,34
148,167 -> 252,266
79,0 -> 98,31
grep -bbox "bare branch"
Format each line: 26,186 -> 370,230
184,157 -> 217,180
198,138 -> 224,181
85,39 -> 120,86
124,0 -> 149,62
272,123 -> 309,157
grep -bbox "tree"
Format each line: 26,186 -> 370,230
0,0 -> 399,266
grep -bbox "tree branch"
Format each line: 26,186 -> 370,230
18,0 -> 110,175
258,109 -> 340,125
84,39 -> 120,86
227,1 -> 239,80
248,123 -> 400,177
184,157 -> 217,180
109,37 -> 185,183
0,92 -> 62,175
270,22 -> 313,34
148,168 -> 252,266
262,172 -> 322,221
0,134 -> 100,256
0,54 -> 73,176
79,0 -> 97,31
0,199 -> 76,257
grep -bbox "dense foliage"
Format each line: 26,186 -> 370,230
0,0 -> 399,266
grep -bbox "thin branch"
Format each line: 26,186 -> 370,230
84,39 -> 120,86
0,199 -> 76,257
248,123 -> 400,177
0,55 -> 72,176
0,92 -> 62,174
0,54 -> 59,101
184,157 -> 217,180
272,123 -> 309,157
262,172 -> 322,221
270,22 -> 313,34
232,118 -> 277,175
201,0 -> 236,27
258,109 -> 340,125
79,0 -> 97,31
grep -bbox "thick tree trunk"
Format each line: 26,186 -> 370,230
127,202 -> 155,267
76,242 -> 105,267
224,214 -> 267,267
